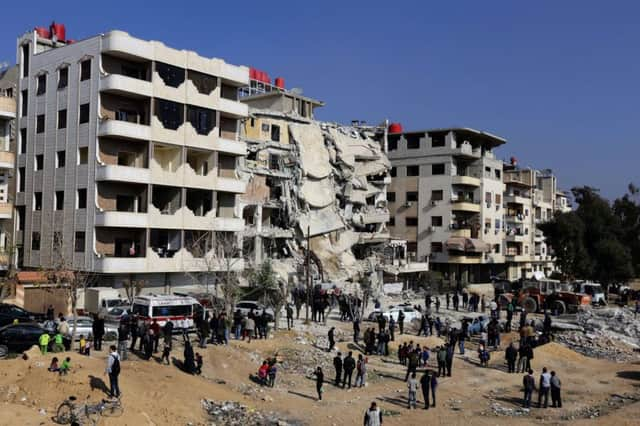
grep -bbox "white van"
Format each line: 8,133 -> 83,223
130,295 -> 202,330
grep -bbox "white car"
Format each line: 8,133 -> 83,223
382,306 -> 422,322
234,301 -> 275,322
103,307 -> 130,324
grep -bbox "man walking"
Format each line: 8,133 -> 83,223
106,345 -> 121,398
398,310 -> 405,335
333,352 -> 343,386
343,351 -> 356,389
286,303 -> 294,330
353,317 -> 361,344
550,371 -> 562,408
407,372 -> 418,409
538,367 -> 551,408
445,343 -> 454,377
523,369 -> 535,408
328,327 -> 336,352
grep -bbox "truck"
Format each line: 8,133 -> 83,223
84,287 -> 127,315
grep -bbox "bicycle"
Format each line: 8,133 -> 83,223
55,395 -> 123,425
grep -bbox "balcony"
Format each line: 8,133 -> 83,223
447,255 -> 483,264
94,256 -> 148,273
506,254 -> 530,263
450,228 -> 471,238
451,201 -> 481,213
96,164 -> 151,184
214,177 -> 246,193
0,151 -> 15,169
505,233 -> 527,242
102,31 -> 152,61
0,95 -> 16,118
219,63 -> 250,86
212,217 -> 244,232
218,98 -> 248,119
0,203 -> 12,219
505,194 -> 530,205
101,74 -> 153,98
95,211 -> 148,228
450,143 -> 480,159
452,175 -> 481,187
213,137 -> 246,156
98,119 -> 151,141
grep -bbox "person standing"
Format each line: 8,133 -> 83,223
405,349 -> 418,381
429,371 -> 438,407
550,371 -> 562,408
437,346 -> 447,377
93,315 -> 105,352
353,317 -> 361,344
407,372 -> 418,409
523,369 -> 535,408
445,293 -> 450,310
538,367 -> 551,408
343,351 -> 356,389
333,352 -> 343,386
388,316 -> 396,341
106,345 -> 121,398
46,305 -> 55,321
39,332 -> 50,354
356,354 -> 367,387
183,338 -> 196,374
328,327 -> 336,352
452,292 -> 459,311
398,310 -> 405,335
244,316 -> 255,343
117,321 -> 129,361
150,319 -> 161,353
435,297 -> 440,313
286,303 -> 294,330
163,319 -> 174,349
420,371 -> 431,410
505,342 -> 518,373
518,342 -> 530,373
445,343 -> 454,377
314,367 -> 324,401
363,402 -> 382,426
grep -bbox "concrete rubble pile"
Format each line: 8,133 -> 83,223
555,306 -> 640,362
201,399 -> 302,426
241,112 -> 392,294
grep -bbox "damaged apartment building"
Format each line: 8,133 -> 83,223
237,74 -> 413,289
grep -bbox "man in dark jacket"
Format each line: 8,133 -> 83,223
505,342 -> 518,373
420,371 -> 431,409
333,352 -> 343,386
445,343 -> 454,377
353,318 -> 361,344
117,321 -> 130,360
452,293 -> 459,311
550,371 -> 562,408
343,352 -> 356,389
92,314 -> 105,351
523,369 -> 535,408
398,311 -> 405,335
328,327 -> 336,352
405,350 -> 419,381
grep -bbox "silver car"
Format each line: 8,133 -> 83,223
65,316 -> 118,341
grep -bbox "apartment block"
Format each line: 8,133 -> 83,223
503,162 -> 570,280
0,66 -> 17,272
15,28 -> 248,287
387,128 -> 506,285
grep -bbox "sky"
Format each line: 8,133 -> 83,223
0,0 -> 637,200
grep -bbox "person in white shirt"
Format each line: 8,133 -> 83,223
538,366 -> 551,408
105,345 -> 121,398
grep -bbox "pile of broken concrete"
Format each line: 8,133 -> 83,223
201,399 -> 301,426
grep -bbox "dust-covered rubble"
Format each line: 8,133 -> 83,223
202,399 -> 303,426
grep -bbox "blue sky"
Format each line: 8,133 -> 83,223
1,0 -> 637,200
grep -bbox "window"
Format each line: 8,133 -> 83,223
525,245 -> 529,254
431,190 -> 443,201
76,189 -> 87,209
31,232 -> 40,251
390,167 -> 396,177
19,128 -> 27,154
432,163 -> 445,175
35,154 -> 44,171
270,125 -> 280,142
388,135 -> 399,151
58,109 -> 67,129
485,192 -> 492,206
56,151 -> 65,168
36,114 -> 45,133
156,99 -> 183,129
495,193 -> 501,205
261,123 -> 270,132
21,90 -> 28,116
74,232 -> 85,252
431,242 -> 443,253
34,192 -> 42,211
55,191 -> 64,210
430,132 -> 446,147
406,134 -> 420,149
494,244 -> 501,254
387,192 -> 396,203
494,169 -> 501,179
36,74 -> 46,95
405,217 -> 418,226
407,165 -> 419,176
80,59 -> 91,81
18,168 -> 25,192
79,103 -> 89,124
388,217 -> 395,226
58,67 -> 68,89
156,62 -> 185,88
406,191 -> 418,202
431,216 -> 443,227
21,44 -> 29,78
495,219 -> 501,230
78,147 -> 88,164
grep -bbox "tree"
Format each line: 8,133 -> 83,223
247,260 -> 288,330
49,235 -> 97,341
211,231 -> 244,316
539,211 -> 591,280
613,183 -> 640,276
123,278 -> 146,304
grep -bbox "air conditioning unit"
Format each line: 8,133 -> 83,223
403,202 -> 413,208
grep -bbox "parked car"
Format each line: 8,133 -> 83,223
0,304 -> 44,327
103,306 -> 130,324
64,316 -> 118,340
0,323 -> 49,353
382,305 -> 422,322
234,301 -> 275,322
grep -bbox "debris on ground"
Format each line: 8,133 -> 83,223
201,399 -> 303,426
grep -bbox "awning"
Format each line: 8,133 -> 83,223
445,237 -> 467,251
466,238 -> 491,253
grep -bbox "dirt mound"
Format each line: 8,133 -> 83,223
535,342 -> 587,362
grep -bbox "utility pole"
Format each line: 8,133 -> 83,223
305,225 -> 311,323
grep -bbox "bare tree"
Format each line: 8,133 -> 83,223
123,278 -> 146,304
48,233 -> 98,342
0,231 -> 18,301
246,259 -> 288,330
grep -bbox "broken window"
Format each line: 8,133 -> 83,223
156,62 -> 185,88
407,165 -> 419,176
58,67 -> 68,89
187,106 -> 214,135
261,123 -> 270,133
494,169 -> 501,179
80,59 -> 92,81
406,134 -> 420,149
79,103 -> 90,124
271,125 -> 280,142
18,168 -> 25,192
19,129 -> 27,154
432,163 -> 445,175
388,135 -> 399,151
36,114 -> 45,133
21,89 -> 28,117
406,191 -> 418,202
430,132 -> 446,147
387,192 -> 396,203
56,151 -> 65,168
390,167 -> 397,177
405,217 -> 418,226
431,216 -> 443,227
156,99 -> 184,130
388,217 -> 395,226
78,147 -> 88,165
485,192 -> 491,206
